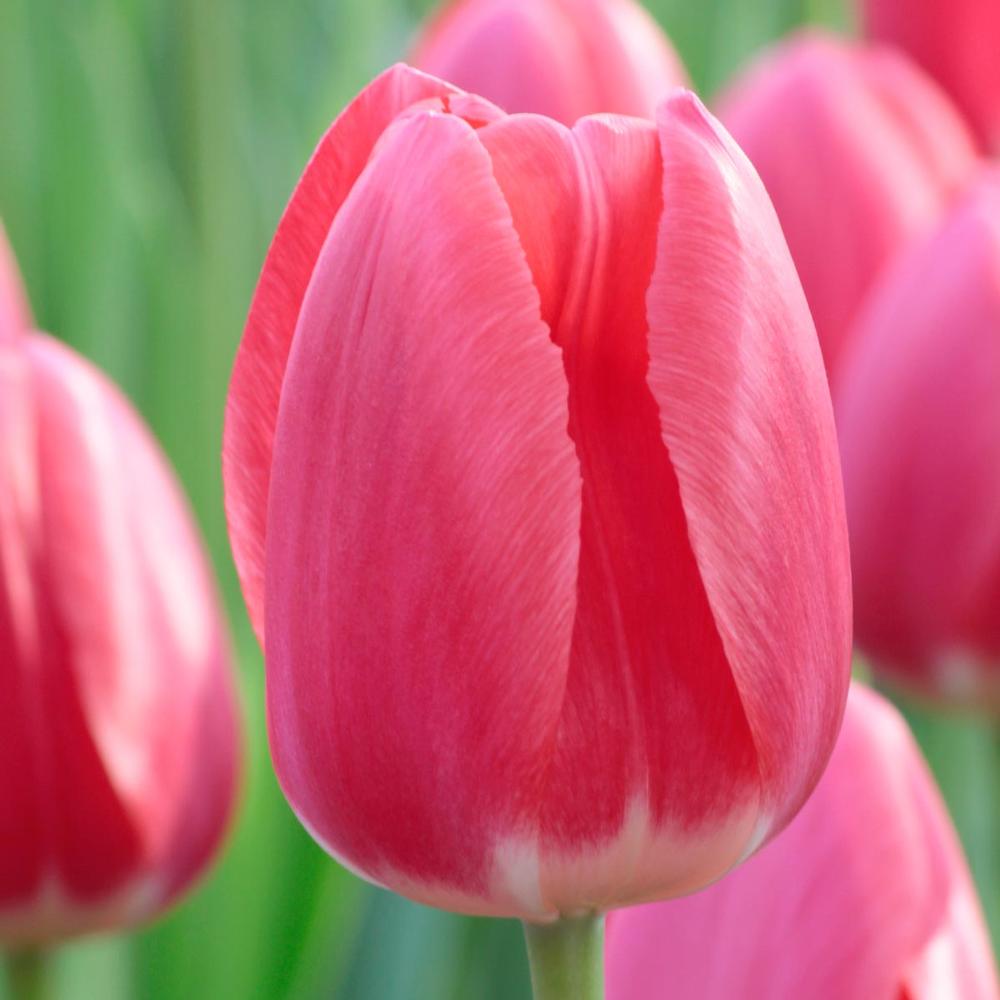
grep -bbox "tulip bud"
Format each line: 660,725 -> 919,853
862,0 -> 1000,152
0,236 -> 240,946
718,32 -> 978,381
410,0 -> 687,124
836,168 -> 1000,707
224,65 -> 851,920
606,684 -> 1000,999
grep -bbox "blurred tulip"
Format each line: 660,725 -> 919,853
410,0 -> 687,124
0,241 -> 240,947
862,0 -> 1000,152
224,64 -> 851,920
836,168 -> 1000,707
719,32 -> 978,381
606,684 -> 1000,1000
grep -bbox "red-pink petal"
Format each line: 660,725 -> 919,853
264,110 -> 581,918
412,0 -> 687,125
606,685 -> 1000,1000
223,64 -> 499,641
478,110 -> 762,909
648,92 -> 852,838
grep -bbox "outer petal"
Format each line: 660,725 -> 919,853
718,32 -> 977,379
264,111 -> 581,919
411,0 -> 687,125
837,168 -> 1000,704
647,92 -> 852,841
0,334 -> 240,946
223,64 -> 501,640
863,0 -> 1000,152
478,110 -> 762,913
0,341 -> 44,910
606,685 -> 1000,1000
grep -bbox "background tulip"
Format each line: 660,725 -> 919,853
224,60 -> 851,944
836,167 -> 1000,707
718,32 -> 978,381
0,251 -> 240,948
862,0 -> 1000,152
410,0 -> 687,123
606,684 -> 1000,1000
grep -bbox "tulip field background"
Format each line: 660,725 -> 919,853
1,0 -> 997,997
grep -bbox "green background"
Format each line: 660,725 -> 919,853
0,0 -> 995,997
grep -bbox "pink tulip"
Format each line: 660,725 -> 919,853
606,684 -> 1000,999
410,0 -> 687,124
719,32 -> 978,382
862,0 -> 1000,152
224,64 -> 851,919
0,238 -> 240,946
836,167 -> 1000,707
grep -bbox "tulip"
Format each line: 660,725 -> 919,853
862,0 -> 1000,152
606,684 -> 1000,1000
410,0 -> 687,124
836,168 -> 1000,707
718,32 -> 978,382
224,60 -> 851,964
0,239 -> 241,948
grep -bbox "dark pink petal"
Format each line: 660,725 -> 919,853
606,685 -> 1000,1000
0,334 -> 239,945
264,110 -> 580,918
412,0 -> 687,125
647,92 -> 852,839
223,64 -> 499,640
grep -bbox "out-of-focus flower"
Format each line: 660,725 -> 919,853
224,65 -> 851,920
862,0 -> 1000,152
836,168 -> 1000,708
410,0 -> 687,124
0,233 -> 241,947
606,684 -> 1000,1000
719,32 -> 978,381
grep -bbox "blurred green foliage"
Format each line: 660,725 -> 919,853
0,0 -> 993,997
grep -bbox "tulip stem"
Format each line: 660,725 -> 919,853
4,949 -> 53,1000
523,914 -> 604,1000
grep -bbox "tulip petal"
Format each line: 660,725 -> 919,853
0,342 -> 43,907
646,93 -> 851,838
837,170 -> 1000,700
478,111 -> 763,910
264,110 -> 581,917
223,64 -> 502,640
412,0 -> 686,125
606,686 -> 1000,1000
25,334 -> 238,914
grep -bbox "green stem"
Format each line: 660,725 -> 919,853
4,948 -> 54,1000
522,914 -> 604,1000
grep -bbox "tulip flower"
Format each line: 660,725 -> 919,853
862,0 -> 1000,152
836,168 -> 1000,707
0,238 -> 240,950
718,32 -> 978,382
223,63 -> 850,993
410,0 -> 687,124
606,684 -> 1000,1000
